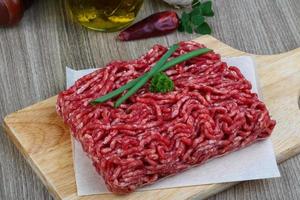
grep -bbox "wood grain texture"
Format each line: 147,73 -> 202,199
2,35 -> 300,200
1,0 -> 300,199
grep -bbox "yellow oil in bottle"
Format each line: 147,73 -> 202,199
66,0 -> 144,32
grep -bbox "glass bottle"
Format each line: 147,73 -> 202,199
66,0 -> 144,32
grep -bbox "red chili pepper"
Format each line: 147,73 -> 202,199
118,11 -> 179,41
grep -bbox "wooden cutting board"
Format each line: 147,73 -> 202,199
3,35 -> 300,200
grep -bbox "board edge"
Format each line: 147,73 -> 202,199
2,116 -> 63,200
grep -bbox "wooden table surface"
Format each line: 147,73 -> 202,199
1,0 -> 300,199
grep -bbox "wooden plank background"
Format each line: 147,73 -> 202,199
0,0 -> 300,199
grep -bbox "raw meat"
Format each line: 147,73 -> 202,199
56,41 -> 276,194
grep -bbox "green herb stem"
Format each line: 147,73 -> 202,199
90,77 -> 141,104
91,46 -> 213,107
90,44 -> 179,104
114,44 -> 179,107
114,47 -> 212,107
158,47 -> 212,72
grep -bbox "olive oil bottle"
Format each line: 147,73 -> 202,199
66,0 -> 143,32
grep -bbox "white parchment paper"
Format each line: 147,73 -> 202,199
66,56 -> 280,196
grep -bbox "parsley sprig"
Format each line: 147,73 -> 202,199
178,0 -> 214,35
150,72 -> 174,93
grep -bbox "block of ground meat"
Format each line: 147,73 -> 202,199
56,41 -> 276,194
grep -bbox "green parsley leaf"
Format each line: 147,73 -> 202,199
185,23 -> 193,34
191,15 -> 205,26
190,5 -> 202,17
178,22 -> 185,32
181,11 -> 190,24
201,1 -> 214,16
195,22 -> 212,34
149,72 -> 174,93
178,0 -> 214,35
